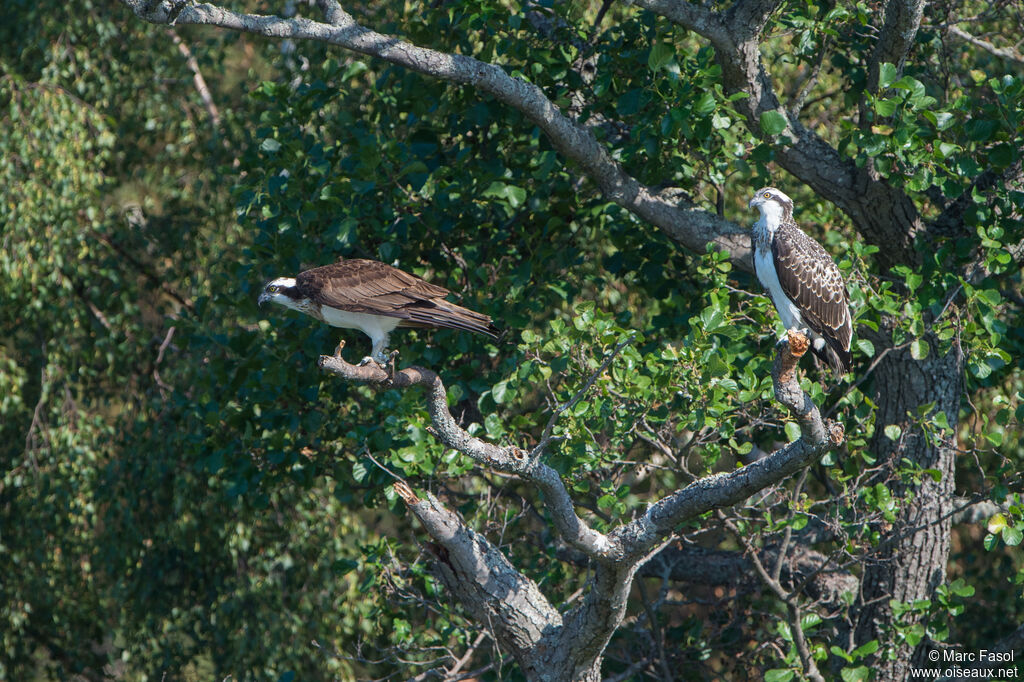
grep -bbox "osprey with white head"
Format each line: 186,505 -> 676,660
748,187 -> 853,374
259,259 -> 500,366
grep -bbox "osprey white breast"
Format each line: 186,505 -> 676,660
747,187 -> 854,374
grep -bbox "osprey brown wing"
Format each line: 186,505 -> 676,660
772,221 -> 853,371
295,259 -> 448,313
296,259 -> 499,338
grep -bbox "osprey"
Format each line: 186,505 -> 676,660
748,187 -> 853,374
258,259 -> 500,364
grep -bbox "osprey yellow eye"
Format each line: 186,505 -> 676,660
763,192 -> 771,199
269,285 -> 279,293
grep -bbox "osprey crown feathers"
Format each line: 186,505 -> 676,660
748,187 -> 853,374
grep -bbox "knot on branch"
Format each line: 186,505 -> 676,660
773,331 -> 810,409
394,481 -> 420,506
125,0 -> 187,24
825,420 -> 845,445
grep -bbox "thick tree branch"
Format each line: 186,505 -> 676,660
629,0 -> 730,44
866,0 -> 927,93
393,482 -> 562,669
634,0 -> 924,268
609,332 -> 843,562
118,0 -> 752,269
320,329 -> 837,679
723,0 -> 785,42
636,543 -> 858,608
318,352 -> 616,560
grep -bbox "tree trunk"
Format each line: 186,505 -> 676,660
855,333 -> 963,679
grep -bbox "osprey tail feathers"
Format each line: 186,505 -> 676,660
812,336 -> 853,375
398,300 -> 501,339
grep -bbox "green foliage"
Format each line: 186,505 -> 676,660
2,0 -> 1023,679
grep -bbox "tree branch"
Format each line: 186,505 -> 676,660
117,0 -> 752,268
320,329 -> 838,678
945,25 -> 1024,66
637,543 -> 857,608
318,352 -> 616,560
866,0 -> 927,93
168,28 -> 221,128
610,331 -> 843,562
723,0 -> 785,42
392,481 -> 562,670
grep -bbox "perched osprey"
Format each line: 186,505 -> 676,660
748,187 -> 853,374
258,259 -> 500,364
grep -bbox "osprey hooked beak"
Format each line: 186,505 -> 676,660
257,289 -> 271,307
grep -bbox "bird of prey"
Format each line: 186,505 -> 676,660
258,259 -> 500,365
748,187 -> 853,374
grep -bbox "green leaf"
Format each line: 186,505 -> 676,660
492,380 -> 510,404
884,424 -> 902,441
856,339 -> 875,358
765,670 -> 795,682
260,138 -> 282,153
988,513 -> 1008,534
874,98 -> 898,116
700,305 -> 724,332
1002,526 -> 1023,546
759,110 -> 788,136
878,62 -> 898,89
648,42 -> 674,71
910,339 -> 929,360
784,422 -> 802,443
841,666 -> 871,682
801,612 -> 822,631
694,91 -> 717,116
852,640 -> 880,658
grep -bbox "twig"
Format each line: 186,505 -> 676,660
168,28 -> 222,128
530,334 -> 635,461
720,512 -> 826,682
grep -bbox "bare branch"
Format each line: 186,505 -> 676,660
320,330 -> 838,678
117,0 -> 752,268
168,28 -> 221,128
318,352 -> 617,559
721,512 -> 826,682
629,0 -> 730,44
637,544 -> 857,608
945,25 -> 1024,66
